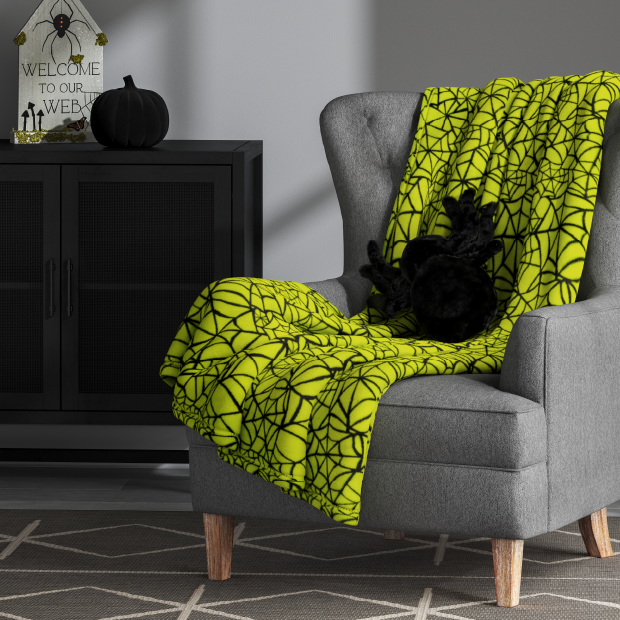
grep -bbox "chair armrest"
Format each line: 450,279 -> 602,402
303,274 -> 371,318
499,286 -> 620,530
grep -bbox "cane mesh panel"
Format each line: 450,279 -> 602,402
78,182 -> 215,395
0,181 -> 43,394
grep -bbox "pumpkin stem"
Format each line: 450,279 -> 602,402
123,75 -> 137,90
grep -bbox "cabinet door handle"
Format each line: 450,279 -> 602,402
50,258 -> 56,316
48,259 -> 56,317
66,259 -> 73,317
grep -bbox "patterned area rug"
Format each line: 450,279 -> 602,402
0,510 -> 619,619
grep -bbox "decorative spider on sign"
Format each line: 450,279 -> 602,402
33,0 -> 94,64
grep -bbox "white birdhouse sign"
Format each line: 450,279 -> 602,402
12,0 -> 107,144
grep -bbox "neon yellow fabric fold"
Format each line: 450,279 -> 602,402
160,71 -> 620,525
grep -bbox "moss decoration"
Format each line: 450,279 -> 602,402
95,33 -> 108,46
11,129 -> 45,144
13,32 -> 26,46
70,54 -> 85,64
12,128 -> 87,144
45,131 -> 87,144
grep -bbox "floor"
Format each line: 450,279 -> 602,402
0,461 -> 619,517
0,462 -> 192,511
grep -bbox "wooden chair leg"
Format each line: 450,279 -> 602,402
578,507 -> 614,558
492,538 -> 524,607
204,513 -> 235,580
384,529 -> 405,539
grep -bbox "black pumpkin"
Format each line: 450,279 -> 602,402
90,75 -> 169,148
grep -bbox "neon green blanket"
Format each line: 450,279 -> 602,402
160,71 -> 620,526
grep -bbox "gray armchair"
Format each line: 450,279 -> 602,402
186,92 -> 620,607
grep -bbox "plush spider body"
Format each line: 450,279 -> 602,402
34,0 -> 93,64
359,189 -> 504,342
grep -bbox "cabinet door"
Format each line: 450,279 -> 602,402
61,165 -> 231,412
0,165 -> 60,411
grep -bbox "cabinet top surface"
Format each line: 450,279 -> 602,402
0,139 -> 262,165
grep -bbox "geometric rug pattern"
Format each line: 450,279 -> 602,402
0,510 -> 619,619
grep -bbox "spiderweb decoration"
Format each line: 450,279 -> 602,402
75,91 -> 101,129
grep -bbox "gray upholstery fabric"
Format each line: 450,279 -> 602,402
370,373 -> 545,469
319,92 -> 422,316
303,275 -> 375,319
187,90 -> 620,541
499,286 -> 620,532
188,441 -> 547,539
302,278 -> 352,317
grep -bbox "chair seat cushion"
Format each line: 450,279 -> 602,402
186,373 -> 547,471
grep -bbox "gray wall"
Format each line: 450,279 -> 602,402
2,0 -> 619,453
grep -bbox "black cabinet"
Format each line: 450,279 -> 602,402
0,140 -> 262,427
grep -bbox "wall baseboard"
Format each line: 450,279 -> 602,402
0,449 -> 189,464
608,502 -> 620,518
0,425 -> 189,451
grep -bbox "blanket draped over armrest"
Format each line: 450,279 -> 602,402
160,71 -> 620,526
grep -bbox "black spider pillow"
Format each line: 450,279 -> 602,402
359,189 -> 503,343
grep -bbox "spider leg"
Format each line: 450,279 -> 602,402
33,20 -> 54,31
442,195 -> 465,231
452,190 -> 482,258
361,239 -> 413,316
385,298 -> 398,318
392,276 -> 412,314
66,0 -> 74,20
459,190 -> 481,238
62,30 -> 74,59
359,263 -> 374,280
359,264 -> 394,296
471,239 -> 503,266
50,0 -> 61,20
50,33 -> 59,65
384,279 -> 410,318
366,240 -> 401,281
66,28 -> 81,52
478,202 -> 499,244
41,28 -> 56,53
460,188 -> 477,202
442,194 -> 471,255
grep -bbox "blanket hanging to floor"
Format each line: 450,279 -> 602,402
160,71 -> 620,526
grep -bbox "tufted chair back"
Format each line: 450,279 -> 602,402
319,92 -> 620,314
